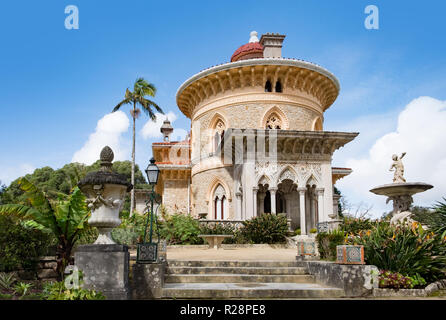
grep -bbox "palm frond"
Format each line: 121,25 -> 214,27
17,177 -> 60,235
138,97 -> 164,120
134,78 -> 156,97
21,220 -> 52,233
0,203 -> 40,220
18,177 -> 52,213
112,90 -> 133,112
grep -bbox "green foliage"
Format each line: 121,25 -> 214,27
199,223 -> 235,235
14,282 -> 32,297
349,221 -> 446,282
0,215 -> 53,272
0,161 -> 147,206
0,178 -> 91,279
309,228 -> 317,234
43,280 -> 105,300
413,200 -> 446,234
378,270 -> 427,289
294,228 -> 301,235
240,213 -> 289,244
0,272 -> 16,290
333,186 -> 344,217
341,216 -> 374,234
316,229 -> 346,261
158,213 -> 203,245
111,211 -> 147,245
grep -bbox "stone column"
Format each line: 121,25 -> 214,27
252,187 -> 258,217
316,188 -> 324,224
258,193 -> 266,214
236,191 -> 242,220
298,188 -> 306,235
270,187 -> 277,214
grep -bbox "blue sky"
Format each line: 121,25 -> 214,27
1,1 -> 445,215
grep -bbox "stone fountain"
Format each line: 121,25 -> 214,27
75,146 -> 133,299
370,152 -> 433,225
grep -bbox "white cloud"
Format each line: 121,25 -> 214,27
140,112 -> 187,141
337,96 -> 446,217
0,163 -> 35,185
72,111 -> 130,165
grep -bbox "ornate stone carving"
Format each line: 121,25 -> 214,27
389,152 -> 406,183
386,194 -> 413,213
278,168 -> 295,183
265,113 -> 282,129
85,184 -> 124,211
255,161 -> 321,188
213,184 -> 226,199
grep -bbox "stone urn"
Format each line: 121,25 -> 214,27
78,146 -> 133,244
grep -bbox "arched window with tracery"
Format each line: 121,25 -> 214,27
212,119 -> 226,153
213,184 -> 227,220
265,113 -> 282,129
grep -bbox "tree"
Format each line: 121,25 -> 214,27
0,181 -> 6,205
0,177 -> 90,280
112,77 -> 163,215
1,161 -> 147,206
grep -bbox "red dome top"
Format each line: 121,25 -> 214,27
231,42 -> 264,62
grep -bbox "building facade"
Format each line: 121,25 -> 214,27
152,31 -> 357,234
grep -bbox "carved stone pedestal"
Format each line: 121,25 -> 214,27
74,244 -> 130,300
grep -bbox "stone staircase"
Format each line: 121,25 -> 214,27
161,260 -> 345,299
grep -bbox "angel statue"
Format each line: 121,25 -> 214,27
389,152 -> 406,183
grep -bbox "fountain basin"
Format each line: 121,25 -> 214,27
370,182 -> 433,197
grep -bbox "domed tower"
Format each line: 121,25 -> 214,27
172,31 -> 357,234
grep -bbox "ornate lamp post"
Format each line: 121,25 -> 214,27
137,157 -> 160,263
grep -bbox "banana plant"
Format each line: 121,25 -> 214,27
0,177 -> 90,280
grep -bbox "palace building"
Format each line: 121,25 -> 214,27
152,31 -> 357,234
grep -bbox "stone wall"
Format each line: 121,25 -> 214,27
191,167 -> 234,218
9,256 -> 58,281
162,179 -> 189,215
298,260 -> 378,297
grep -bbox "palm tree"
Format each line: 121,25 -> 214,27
112,78 -> 163,215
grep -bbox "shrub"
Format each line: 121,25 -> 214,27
158,213 -> 203,245
295,228 -> 301,235
378,270 -> 427,289
199,223 -> 235,235
14,282 -> 32,297
309,228 -> 317,234
111,211 -> 147,245
0,216 -> 53,272
42,278 -> 105,300
341,216 -> 374,234
413,199 -> 446,234
0,272 -> 16,291
316,229 -> 345,260
240,213 -> 289,244
349,221 -> 446,282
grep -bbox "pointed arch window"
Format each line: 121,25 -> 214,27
213,184 -> 227,220
212,119 -> 226,152
265,113 -> 282,130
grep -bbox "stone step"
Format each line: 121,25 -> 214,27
167,260 -> 299,268
165,274 -> 315,283
166,266 -> 308,275
162,282 -> 345,299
